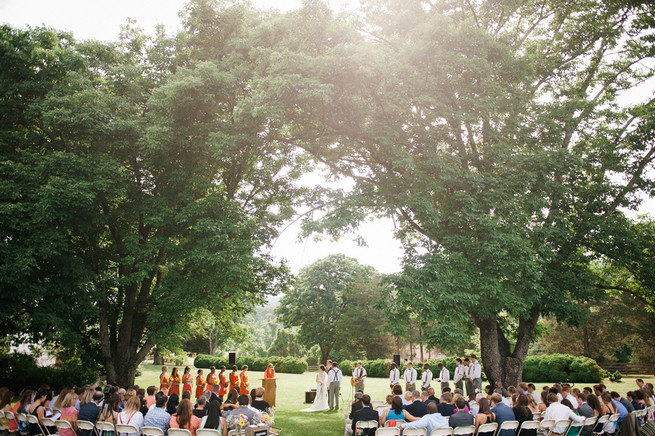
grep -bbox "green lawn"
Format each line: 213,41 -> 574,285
136,363 -> 654,436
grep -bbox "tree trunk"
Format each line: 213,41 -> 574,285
319,344 -> 332,365
476,312 -> 539,387
153,347 -> 164,365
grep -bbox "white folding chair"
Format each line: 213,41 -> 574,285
141,427 -> 165,436
0,411 -> 7,432
5,410 -> 19,433
95,421 -> 116,436
474,422 -> 497,435
430,428 -> 454,436
26,415 -> 46,436
384,420 -> 405,427
41,417 -> 57,435
17,413 -> 29,436
355,420 -> 378,435
55,420 -> 74,433
593,414 -> 609,435
403,428 -> 427,435
498,420 -> 519,433
371,401 -> 385,409
516,420 -> 539,436
532,412 -> 542,421
168,430 -> 192,436
76,420 -> 96,436
375,428 -> 400,436
540,419 -> 555,434
196,429 -> 221,436
452,425 -> 475,435
547,419 -> 570,436
115,424 -> 139,436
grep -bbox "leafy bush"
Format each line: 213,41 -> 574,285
608,371 -> 623,383
522,354 -> 603,383
0,354 -> 99,393
193,355 -> 307,374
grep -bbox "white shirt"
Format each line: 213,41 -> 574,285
453,365 -> 465,384
438,367 -> 450,383
469,361 -> 481,380
404,367 -> 417,385
421,369 -> 432,388
118,410 -> 144,436
530,390 -> 542,404
543,402 -> 584,434
389,368 -> 400,385
328,367 -> 342,383
354,366 -> 367,381
565,393 -> 577,409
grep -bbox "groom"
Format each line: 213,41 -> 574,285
327,361 -> 342,410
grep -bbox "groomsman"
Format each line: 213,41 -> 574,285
327,361 -> 342,410
436,363 -> 450,393
421,363 -> 432,391
389,362 -> 400,388
404,361 -> 417,392
453,358 -> 465,391
469,355 -> 482,393
463,357 -> 474,397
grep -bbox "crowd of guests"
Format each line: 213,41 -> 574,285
348,375 -> 655,435
0,364 -> 277,436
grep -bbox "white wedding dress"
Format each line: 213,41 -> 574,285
300,370 -> 329,412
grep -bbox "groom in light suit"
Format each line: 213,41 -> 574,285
328,361 -> 342,410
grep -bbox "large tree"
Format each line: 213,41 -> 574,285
256,0 -> 655,385
275,254 -> 378,363
0,0 -> 310,385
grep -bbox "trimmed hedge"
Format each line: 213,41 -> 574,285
194,355 -> 307,374
0,354 -> 100,393
522,354 -> 603,383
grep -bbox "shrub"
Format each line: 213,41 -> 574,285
522,354 -> 603,383
193,355 -> 307,374
608,371 -> 623,383
0,354 -> 99,393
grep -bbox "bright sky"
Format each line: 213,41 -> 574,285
2,0 -> 653,275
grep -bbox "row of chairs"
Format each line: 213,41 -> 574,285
0,411 -> 249,436
356,414 -> 618,436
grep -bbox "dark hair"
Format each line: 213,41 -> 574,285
226,389 -> 238,404
478,398 -> 493,417
184,366 -> 190,374
203,400 -> 222,429
171,367 -> 179,378
362,394 -> 371,407
92,391 -> 104,403
197,396 -> 206,406
182,391 -> 191,400
232,366 -> 238,371
455,397 -> 466,409
587,394 -> 603,416
166,394 -> 179,415
392,385 -> 403,395
583,387 -> 593,394
237,394 -> 249,406
513,393 -> 531,417
0,390 -> 14,409
147,386 -> 156,396
391,396 -> 403,414
578,392 -> 588,402
561,399 -> 575,411
18,390 -> 34,410
456,358 -> 462,364
176,399 -> 193,429
610,391 -> 620,399
155,392 -> 168,408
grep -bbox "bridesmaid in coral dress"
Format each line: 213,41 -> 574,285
160,366 -> 169,392
239,365 -> 250,395
229,366 -> 239,393
182,366 -> 193,395
195,369 -> 205,399
169,367 -> 181,396
218,366 -> 228,401
205,366 -> 217,394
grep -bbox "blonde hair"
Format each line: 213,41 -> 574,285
55,388 -> 72,409
124,389 -> 137,402
123,395 -> 141,414
62,392 -> 79,409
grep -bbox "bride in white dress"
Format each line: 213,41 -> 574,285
300,364 -> 329,412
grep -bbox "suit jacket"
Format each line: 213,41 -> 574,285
78,402 -> 101,436
449,410 -> 474,428
350,400 -> 363,419
405,400 -> 428,418
619,397 -> 635,413
492,403 -> 516,436
578,403 -> 595,418
351,406 -> 379,434
437,403 -> 455,417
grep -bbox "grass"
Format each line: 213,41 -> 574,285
136,363 -> 654,436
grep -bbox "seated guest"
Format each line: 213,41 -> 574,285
437,393 -> 455,417
469,394 -> 480,416
449,397 -> 474,428
78,391 -> 103,436
349,392 -> 364,420
223,395 -> 261,430
562,385 -> 577,409
166,394 -> 179,416
144,386 -> 157,409
405,390 -> 427,418
403,391 -> 413,405
117,395 -> 144,436
379,396 -> 408,423
143,393 -> 170,435
611,391 -> 634,414
221,389 -> 239,412
543,393 -> 584,434
200,400 -> 227,436
251,388 -> 269,412
427,387 -> 438,404
420,391 -> 431,406
169,399 -> 200,436
58,392 -> 80,436
351,394 -> 379,436
494,381 -> 509,398
513,394 -> 535,436
576,393 -> 595,418
28,387 -> 51,436
475,398 -> 495,435
193,396 -> 207,419
490,393 -> 515,436
401,402 -> 448,434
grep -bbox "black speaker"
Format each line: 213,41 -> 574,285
393,354 -> 401,366
229,352 -> 236,366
